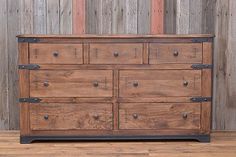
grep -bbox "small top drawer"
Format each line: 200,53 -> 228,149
89,43 -> 143,64
29,43 -> 83,64
149,43 -> 202,64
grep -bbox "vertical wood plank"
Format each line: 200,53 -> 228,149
47,0 -> 60,34
0,0 -> 9,130
101,0 -> 112,34
113,70 -> 119,130
60,0 -> 72,34
164,0 -> 176,34
33,0 -> 47,34
151,0 -> 164,34
20,0 -> 33,34
201,42 -> 212,134
72,0 -> 85,34
202,0 -> 216,34
8,0 -> 20,129
125,0 -> 138,34
18,43 -> 30,135
112,0 -> 125,34
137,0 -> 150,34
189,0 -> 202,34
176,0 -> 189,34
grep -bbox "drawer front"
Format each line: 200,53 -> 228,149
29,43 -> 83,64
30,103 -> 113,130
89,44 -> 143,64
149,43 -> 202,64
30,70 -> 113,97
119,103 -> 200,130
119,70 -> 201,97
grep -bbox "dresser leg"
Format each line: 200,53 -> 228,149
20,136 -> 34,144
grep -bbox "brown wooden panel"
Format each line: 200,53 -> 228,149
149,43 -> 202,64
119,103 -> 201,130
29,43 -> 83,64
89,43 -> 143,64
119,70 -> 201,97
30,70 -> 113,97
29,103 -> 112,130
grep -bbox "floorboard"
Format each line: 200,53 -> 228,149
0,131 -> 235,157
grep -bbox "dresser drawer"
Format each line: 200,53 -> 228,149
30,103 -> 113,130
149,43 -> 202,64
30,70 -> 113,97
29,43 -> 83,64
89,43 -> 143,64
119,103 -> 200,130
119,70 -> 201,97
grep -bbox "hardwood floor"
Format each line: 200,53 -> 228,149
0,131 -> 235,157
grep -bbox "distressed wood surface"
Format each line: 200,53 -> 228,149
60,0 -> 72,34
151,0 -> 164,34
47,0 -> 60,34
72,0 -> 85,34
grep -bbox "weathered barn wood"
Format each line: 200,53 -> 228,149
0,0 -> 236,130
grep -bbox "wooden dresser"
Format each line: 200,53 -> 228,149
18,35 -> 213,144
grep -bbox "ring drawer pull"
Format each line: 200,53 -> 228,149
132,113 -> 138,119
133,81 -> 139,87
113,51 -> 119,57
43,81 -> 49,87
183,81 -> 189,86
93,81 -> 99,87
93,114 -> 99,120
173,51 -> 179,57
182,112 -> 188,119
44,115 -> 49,120
53,51 -> 59,57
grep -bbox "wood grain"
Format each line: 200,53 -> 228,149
72,0 -> 85,34
164,0 -> 176,34
29,43 -> 83,64
149,43 -> 202,64
60,0 -> 72,34
89,43 -> 143,64
30,70 -> 113,98
119,70 -> 201,98
47,0 -> 60,34
33,0 -> 46,34
29,103 -> 113,130
151,0 -> 164,34
137,0 -> 150,34
125,0 -> 138,34
119,103 -> 201,130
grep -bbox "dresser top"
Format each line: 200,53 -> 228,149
17,34 -> 214,38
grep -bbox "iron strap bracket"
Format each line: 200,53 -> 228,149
191,64 -> 212,70
19,98 -> 41,103
191,38 -> 211,43
18,38 -> 40,43
190,97 -> 212,102
18,64 -> 40,70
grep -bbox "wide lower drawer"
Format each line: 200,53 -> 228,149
149,43 -> 202,64
29,43 -> 83,64
30,70 -> 113,97
29,103 -> 113,130
119,103 -> 201,130
119,70 -> 201,97
89,43 -> 143,64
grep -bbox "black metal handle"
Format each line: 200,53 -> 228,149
44,115 -> 49,120
113,51 -> 119,57
173,51 -> 179,57
183,81 -> 188,86
93,81 -> 99,87
132,113 -> 138,119
133,81 -> 139,87
53,51 -> 59,57
182,112 -> 188,119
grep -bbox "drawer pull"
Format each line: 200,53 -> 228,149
132,113 -> 138,119
183,81 -> 189,86
53,51 -> 59,57
182,112 -> 188,119
43,81 -> 49,87
173,51 -> 179,57
113,52 -> 119,57
133,81 -> 139,87
93,81 -> 99,87
93,114 -> 99,120
44,115 -> 49,120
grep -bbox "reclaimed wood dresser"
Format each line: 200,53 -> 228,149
18,34 -> 213,144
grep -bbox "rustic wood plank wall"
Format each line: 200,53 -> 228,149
0,0 -> 236,130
